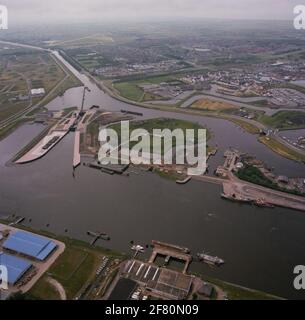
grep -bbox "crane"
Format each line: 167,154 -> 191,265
80,86 -> 91,117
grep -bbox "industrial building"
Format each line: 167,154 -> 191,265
30,88 -> 45,96
0,252 -> 32,285
3,231 -> 57,261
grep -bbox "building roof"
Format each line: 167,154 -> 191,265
198,283 -> 214,297
3,231 -> 57,261
0,252 -> 32,285
31,88 -> 45,96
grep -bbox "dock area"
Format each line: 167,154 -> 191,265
87,231 -> 110,245
212,148 -> 305,212
73,131 -> 81,169
15,112 -> 77,164
84,162 -> 130,175
222,180 -> 305,212
149,240 -> 192,274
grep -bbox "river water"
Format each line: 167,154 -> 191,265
1,52 -> 305,299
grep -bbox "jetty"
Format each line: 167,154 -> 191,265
9,217 -> 25,226
84,162 -> 130,175
121,110 -> 143,116
73,130 -> 81,169
87,231 -> 110,246
15,112 -> 77,164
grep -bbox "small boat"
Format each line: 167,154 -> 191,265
121,110 -> 143,116
254,199 -> 275,208
131,245 -> 145,253
197,252 -> 225,266
221,193 -> 252,203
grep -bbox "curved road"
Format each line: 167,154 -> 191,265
47,277 -> 67,300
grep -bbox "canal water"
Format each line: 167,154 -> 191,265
0,52 -> 305,299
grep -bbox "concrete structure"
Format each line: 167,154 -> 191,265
31,88 -> 45,96
123,260 -> 193,300
15,112 -> 77,164
73,131 -> 81,168
149,240 -> 192,274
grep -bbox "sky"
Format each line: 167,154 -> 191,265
0,0 -> 302,24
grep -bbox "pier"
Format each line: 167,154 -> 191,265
121,110 -> 143,116
87,231 -> 110,246
15,112 -> 77,164
9,217 -> 25,226
84,162 -> 130,175
73,131 -> 81,169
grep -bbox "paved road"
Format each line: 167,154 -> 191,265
47,277 -> 67,300
0,40 -> 48,52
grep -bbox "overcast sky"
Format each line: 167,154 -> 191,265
1,0 -> 301,24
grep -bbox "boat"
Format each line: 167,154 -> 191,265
221,193 -> 252,204
253,199 -> 275,208
131,245 -> 145,253
121,110 -> 143,116
197,252 -> 225,266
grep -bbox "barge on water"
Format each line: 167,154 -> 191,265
221,193 -> 275,209
197,252 -> 225,266
221,193 -> 252,204
253,199 -> 275,208
121,110 -> 143,116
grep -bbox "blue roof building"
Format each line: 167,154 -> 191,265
3,231 -> 57,261
0,252 -> 32,285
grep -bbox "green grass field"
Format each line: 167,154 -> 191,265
108,118 -> 210,157
113,75 -> 176,102
259,136 -> 305,163
0,51 -> 81,123
259,111 -> 305,129
26,233 -> 126,300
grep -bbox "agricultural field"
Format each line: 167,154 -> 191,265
259,136 -> 305,163
0,47 -> 81,122
113,75 -> 178,102
45,34 -> 114,49
191,99 -> 238,112
259,111 -> 305,129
